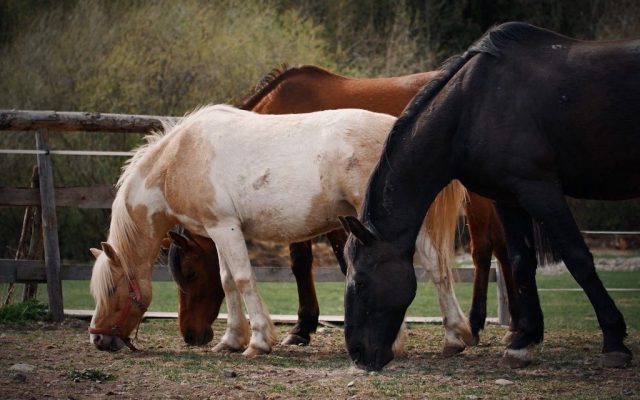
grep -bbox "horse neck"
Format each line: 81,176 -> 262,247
363,107 -> 458,253
108,187 -> 169,277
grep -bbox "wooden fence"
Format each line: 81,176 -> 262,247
0,110 -> 507,324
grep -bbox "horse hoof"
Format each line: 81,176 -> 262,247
501,331 -> 516,346
601,352 -> 632,368
500,348 -> 532,369
469,335 -> 480,347
442,344 -> 465,358
459,327 -> 477,347
243,346 -> 270,358
212,342 -> 242,354
281,334 -> 310,346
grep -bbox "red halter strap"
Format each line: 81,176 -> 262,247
89,277 -> 147,351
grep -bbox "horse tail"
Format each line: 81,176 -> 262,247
533,220 -> 562,266
425,180 -> 468,281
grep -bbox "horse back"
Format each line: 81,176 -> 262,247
252,67 -> 437,117
456,29 -> 640,200
186,108 -> 395,241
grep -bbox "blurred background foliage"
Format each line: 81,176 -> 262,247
1,0 -> 640,260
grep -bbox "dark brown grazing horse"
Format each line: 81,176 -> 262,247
169,64 -> 518,349
341,22 -> 636,371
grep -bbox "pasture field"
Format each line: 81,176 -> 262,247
0,319 -> 638,399
3,270 -> 638,330
0,268 -> 638,398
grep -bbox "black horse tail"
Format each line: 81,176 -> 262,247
533,221 -> 563,266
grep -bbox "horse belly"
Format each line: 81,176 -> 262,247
239,199 -> 350,243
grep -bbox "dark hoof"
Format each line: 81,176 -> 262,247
442,345 -> 465,358
470,335 -> 480,347
281,333 -> 310,346
500,348 -> 532,369
601,351 -> 632,369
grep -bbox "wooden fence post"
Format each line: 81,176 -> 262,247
35,129 -> 64,322
23,166 -> 43,300
495,264 -> 510,326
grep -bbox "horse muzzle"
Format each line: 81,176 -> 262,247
91,333 -> 127,352
349,343 -> 394,371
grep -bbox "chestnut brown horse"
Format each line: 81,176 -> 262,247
169,64 -> 518,352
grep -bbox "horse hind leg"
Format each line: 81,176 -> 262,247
504,183 -> 631,368
414,230 -> 474,357
492,229 -> 519,345
207,224 -> 277,357
282,240 -> 318,346
467,194 -> 520,345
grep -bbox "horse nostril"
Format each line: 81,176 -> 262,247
93,334 -> 103,345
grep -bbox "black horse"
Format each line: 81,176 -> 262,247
341,22 -> 636,371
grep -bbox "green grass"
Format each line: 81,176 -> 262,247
1,271 -> 638,330
0,298 -> 48,323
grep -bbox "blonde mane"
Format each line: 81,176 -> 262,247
92,105 -> 239,311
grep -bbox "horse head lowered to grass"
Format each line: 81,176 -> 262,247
343,22 -> 636,371
89,105 -> 465,357
169,64 -> 519,354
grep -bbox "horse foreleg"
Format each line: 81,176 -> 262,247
414,230 -> 473,357
283,240 -> 318,346
212,262 -> 250,353
208,224 -> 277,357
494,204 -> 539,368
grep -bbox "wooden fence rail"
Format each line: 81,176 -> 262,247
0,109 -> 506,324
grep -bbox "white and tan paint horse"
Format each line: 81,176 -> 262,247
89,105 -> 467,356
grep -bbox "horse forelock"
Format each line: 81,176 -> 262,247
90,253 -> 117,313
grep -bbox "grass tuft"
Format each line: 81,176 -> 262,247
0,299 -> 47,323
68,368 -> 115,383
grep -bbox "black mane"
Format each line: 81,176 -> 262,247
361,22 -> 563,228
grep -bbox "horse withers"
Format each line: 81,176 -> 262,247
342,22 -> 636,371
89,105 -> 465,357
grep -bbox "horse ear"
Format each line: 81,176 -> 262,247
100,242 -> 121,266
90,248 -> 103,259
339,216 -> 376,246
168,231 -> 192,249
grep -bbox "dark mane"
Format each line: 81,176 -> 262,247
236,64 -> 338,110
468,21 -> 572,57
361,22 -> 558,228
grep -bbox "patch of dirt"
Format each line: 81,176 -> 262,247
0,320 -> 638,399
